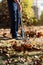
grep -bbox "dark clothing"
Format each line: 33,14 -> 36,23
7,0 -> 21,38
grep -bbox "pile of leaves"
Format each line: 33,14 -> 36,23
0,39 -> 43,65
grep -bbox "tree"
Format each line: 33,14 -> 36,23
40,11 -> 43,25
40,11 -> 43,21
21,0 -> 34,24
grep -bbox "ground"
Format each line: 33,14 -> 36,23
0,26 -> 43,65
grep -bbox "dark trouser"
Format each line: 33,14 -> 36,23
7,0 -> 21,38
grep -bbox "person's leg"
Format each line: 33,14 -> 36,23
13,2 -> 18,31
7,0 -> 17,38
13,2 -> 19,38
17,11 -> 21,27
16,9 -> 21,33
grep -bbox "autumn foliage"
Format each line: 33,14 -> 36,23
21,0 -> 34,23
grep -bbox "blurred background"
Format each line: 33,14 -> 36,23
0,0 -> 43,28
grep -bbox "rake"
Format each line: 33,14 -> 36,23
19,0 -> 28,41
20,11 -> 25,39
